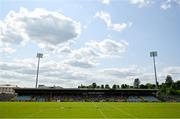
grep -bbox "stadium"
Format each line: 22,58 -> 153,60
0,87 -> 180,118
0,84 -> 180,118
14,88 -> 159,102
1,0 -> 180,118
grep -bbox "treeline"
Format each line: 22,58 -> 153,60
77,82 -> 156,89
159,75 -> 180,95
78,75 -> 180,95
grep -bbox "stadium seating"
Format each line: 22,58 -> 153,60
127,96 -> 142,102
14,94 -> 161,102
36,96 -> 46,102
143,96 -> 159,102
16,96 -> 31,101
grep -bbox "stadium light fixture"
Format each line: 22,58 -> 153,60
150,51 -> 158,88
35,53 -> 43,88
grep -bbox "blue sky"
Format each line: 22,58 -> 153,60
0,0 -> 180,87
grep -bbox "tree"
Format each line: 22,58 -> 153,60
112,84 -> 117,89
91,83 -> 97,88
78,84 -> 85,88
139,84 -> 147,89
165,75 -> 174,87
174,81 -> 180,90
133,78 -> 140,88
166,87 -> 177,95
87,85 -> 93,88
116,85 -> 120,89
145,83 -> 156,89
121,84 -> 129,89
101,85 -> 104,89
105,84 -> 110,89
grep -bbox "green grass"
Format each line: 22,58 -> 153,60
0,102 -> 180,118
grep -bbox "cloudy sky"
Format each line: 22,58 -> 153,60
0,0 -> 180,88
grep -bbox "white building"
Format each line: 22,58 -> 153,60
0,84 -> 18,94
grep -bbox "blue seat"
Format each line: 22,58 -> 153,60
16,96 -> 31,101
127,96 -> 141,102
143,96 -> 159,102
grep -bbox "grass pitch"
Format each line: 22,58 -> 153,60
0,102 -> 180,118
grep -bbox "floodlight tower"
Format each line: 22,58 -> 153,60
35,53 -> 43,88
150,51 -> 158,88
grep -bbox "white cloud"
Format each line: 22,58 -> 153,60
1,58 -> 180,87
0,47 -> 16,54
64,59 -> 96,68
100,0 -> 111,5
89,66 -> 144,85
162,66 -> 180,75
0,7 -> 81,50
130,0 -> 153,8
130,0 -> 180,10
0,38 -> 131,87
57,46 -> 72,54
58,39 -> 128,69
95,11 -> 131,32
161,3 -> 171,10
71,47 -> 99,60
86,39 -> 129,57
55,39 -> 129,68
67,47 -> 99,68
83,25 -> 87,29
0,59 -> 92,87
0,59 -> 36,75
161,4 -> 171,10
160,0 -> 172,10
100,65 -> 143,78
175,0 -> 180,4
65,39 -> 129,68
160,0 -> 180,10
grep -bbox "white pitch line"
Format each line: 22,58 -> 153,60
93,103 -> 108,119
102,103 -> 137,118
